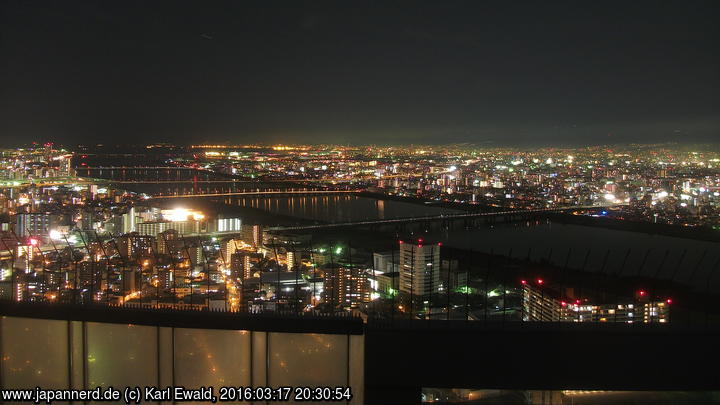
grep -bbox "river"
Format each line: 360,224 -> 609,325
221,195 -> 720,290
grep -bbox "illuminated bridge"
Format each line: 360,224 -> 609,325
75,166 -> 420,184
151,190 -> 362,198
268,205 -> 618,231
0,302 -> 717,405
77,166 -> 202,170
109,179 -> 262,184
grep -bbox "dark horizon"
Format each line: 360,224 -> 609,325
1,0 -> 718,146
15,140 -> 720,151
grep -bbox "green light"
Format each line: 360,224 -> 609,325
335,247 -> 342,255
455,286 -> 477,294
318,248 -> 326,254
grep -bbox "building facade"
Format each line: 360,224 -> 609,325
398,239 -> 440,298
522,281 -> 671,323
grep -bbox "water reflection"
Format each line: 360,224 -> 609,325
230,195 -> 461,223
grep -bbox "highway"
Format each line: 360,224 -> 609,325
151,190 -> 362,198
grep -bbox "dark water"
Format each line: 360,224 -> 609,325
225,195 -> 463,222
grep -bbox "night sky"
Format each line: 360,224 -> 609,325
1,0 -> 718,146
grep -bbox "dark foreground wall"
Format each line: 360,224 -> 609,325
0,302 -> 365,405
365,320 -> 720,404
2,303 -> 719,405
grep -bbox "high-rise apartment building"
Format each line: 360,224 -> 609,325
324,266 -> 369,308
16,212 -> 60,237
399,238 -> 440,298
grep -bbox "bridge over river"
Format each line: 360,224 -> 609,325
267,204 -> 619,231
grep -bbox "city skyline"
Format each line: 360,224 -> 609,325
0,114 -> 718,405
